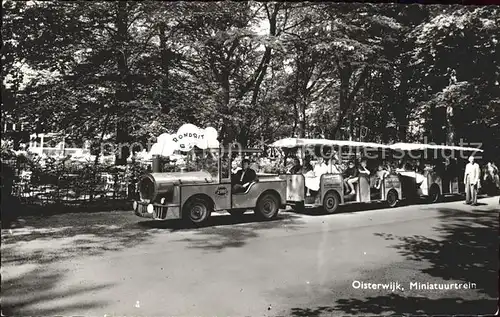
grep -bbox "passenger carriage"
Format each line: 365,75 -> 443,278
270,138 -> 403,214
387,142 -> 484,203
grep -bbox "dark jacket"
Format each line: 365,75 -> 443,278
343,166 -> 359,178
289,165 -> 303,174
233,168 -> 257,185
303,163 -> 313,173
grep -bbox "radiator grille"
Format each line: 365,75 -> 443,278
154,206 -> 167,220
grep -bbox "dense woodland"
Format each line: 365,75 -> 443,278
2,1 -> 499,164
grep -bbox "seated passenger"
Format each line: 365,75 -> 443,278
314,157 -> 329,176
304,157 -> 328,195
397,161 -> 420,178
232,159 -> 257,194
231,160 -> 242,174
343,161 -> 359,195
486,162 -> 500,189
374,164 -> 389,189
414,164 -> 426,187
250,161 -> 259,172
395,160 -> 406,173
242,154 -> 258,172
387,162 -> 396,173
329,158 -> 341,174
358,159 -> 371,175
288,157 -> 303,174
302,157 -> 313,173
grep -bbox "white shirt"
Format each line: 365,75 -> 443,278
415,172 -> 426,184
304,162 -> 329,192
314,162 -> 329,177
330,163 -> 341,174
464,162 -> 480,185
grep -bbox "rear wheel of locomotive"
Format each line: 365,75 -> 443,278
255,192 -> 280,220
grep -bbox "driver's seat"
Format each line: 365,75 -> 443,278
233,181 -> 258,195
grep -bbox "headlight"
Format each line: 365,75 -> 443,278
160,197 -> 166,204
147,204 -> 154,214
132,201 -> 138,211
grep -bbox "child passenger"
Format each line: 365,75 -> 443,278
375,164 -> 389,189
358,159 -> 371,175
343,161 -> 359,195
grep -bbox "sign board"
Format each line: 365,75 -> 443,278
150,124 -> 219,157
322,174 -> 342,189
215,186 -> 228,197
384,175 -> 401,188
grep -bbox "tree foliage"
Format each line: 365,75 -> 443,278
2,1 -> 499,162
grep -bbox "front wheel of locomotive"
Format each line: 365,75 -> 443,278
183,196 -> 212,226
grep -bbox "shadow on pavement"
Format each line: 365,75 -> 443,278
137,211 -> 301,230
291,202 -> 393,216
291,194 -> 490,216
373,207 -> 498,299
2,208 -> 304,263
1,266 -> 112,316
160,212 -> 306,251
1,222 -> 154,265
289,204 -> 498,316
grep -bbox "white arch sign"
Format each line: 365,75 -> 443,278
149,124 -> 219,157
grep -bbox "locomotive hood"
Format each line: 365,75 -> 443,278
138,171 -> 214,202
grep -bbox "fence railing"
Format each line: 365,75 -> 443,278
12,172 -> 133,206
3,156 -> 145,208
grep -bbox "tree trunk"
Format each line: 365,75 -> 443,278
159,23 -> 171,114
397,122 -> 408,142
237,3 -> 280,144
328,62 -> 369,139
328,78 -> 349,139
446,104 -> 455,145
115,1 -> 133,165
94,112 -> 111,167
291,100 -> 298,137
238,126 -> 249,148
295,54 -> 309,138
348,114 -> 354,141
381,107 -> 390,143
298,100 -> 306,138
395,72 -> 409,142
291,58 -> 300,137
394,36 -> 413,143
429,105 -> 446,144
221,70 -> 234,146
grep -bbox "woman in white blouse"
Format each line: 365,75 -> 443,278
304,157 -> 329,194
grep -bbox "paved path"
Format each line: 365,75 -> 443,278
2,196 -> 498,316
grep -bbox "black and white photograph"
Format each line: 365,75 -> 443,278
1,1 -> 499,316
